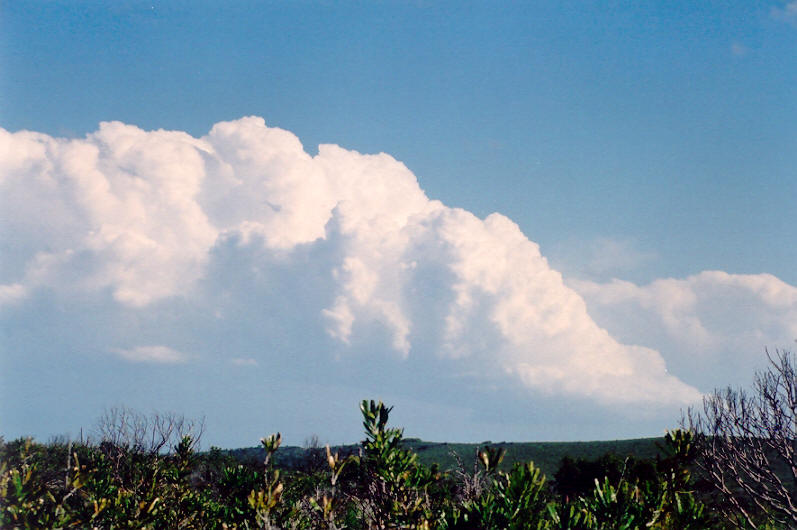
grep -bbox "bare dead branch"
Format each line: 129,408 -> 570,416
94,405 -> 205,455
685,349 -> 797,528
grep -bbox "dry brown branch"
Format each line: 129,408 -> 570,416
450,449 -> 490,503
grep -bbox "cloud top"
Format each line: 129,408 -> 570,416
1,117 -> 711,405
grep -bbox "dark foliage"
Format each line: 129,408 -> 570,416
553,453 -> 657,501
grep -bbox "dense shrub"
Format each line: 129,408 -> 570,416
0,403 -> 742,529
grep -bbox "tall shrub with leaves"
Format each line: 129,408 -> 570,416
649,429 -> 709,529
355,399 -> 439,529
248,433 -> 285,529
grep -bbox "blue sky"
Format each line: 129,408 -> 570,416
1,1 -> 796,448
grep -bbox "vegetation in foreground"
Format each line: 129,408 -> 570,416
1,350 -> 794,529
0,403 -> 710,529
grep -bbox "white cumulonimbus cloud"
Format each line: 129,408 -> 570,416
9,117 -> 792,407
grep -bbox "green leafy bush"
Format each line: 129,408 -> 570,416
0,405 -> 730,529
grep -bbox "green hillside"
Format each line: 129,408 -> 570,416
407,437 -> 662,477
230,436 -> 663,478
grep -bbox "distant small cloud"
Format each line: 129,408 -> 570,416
231,357 -> 258,366
0,283 -> 27,307
730,42 -> 748,57
547,237 -> 656,282
772,0 -> 797,26
114,345 -> 188,364
586,238 -> 657,276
